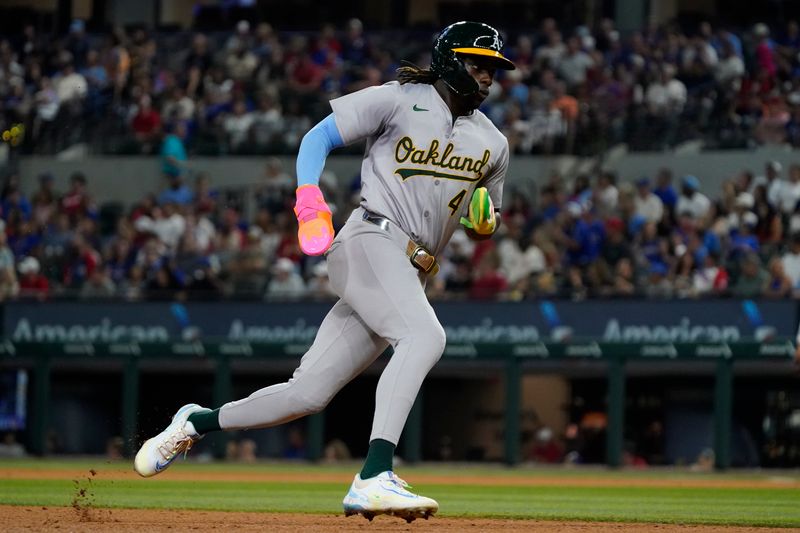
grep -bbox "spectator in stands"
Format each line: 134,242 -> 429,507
265,257 -> 306,300
151,202 -> 186,250
224,99 -> 255,153
469,249 -> 508,300
17,256 -> 48,300
730,211 -> 760,259
230,227 -> 269,297
62,235 -> 101,289
549,81 -> 578,153
633,177 -> 664,224
287,51 -> 324,95
161,121 -> 188,180
753,184 -> 783,250
692,253 -> 729,297
781,232 -> 800,290
644,262 -> 673,299
158,174 -> 193,207
131,94 -> 161,152
752,161 -> 783,207
0,226 -> 14,273
225,40 -> 258,83
753,23 -> 777,78
598,216 -> 631,274
607,257 -> 637,297
31,173 -> 58,227
144,262 -> 184,301
731,253 -> 768,297
54,53 -> 87,107
61,172 -> 93,220
251,92 -> 284,149
442,256 -> 472,297
192,174 -> 217,214
185,258 -> 223,301
1,174 -> 31,222
593,171 -> 619,217
778,164 -> 800,215
81,49 -> 109,92
764,256 -> 793,298
0,265 -> 19,301
536,28 -> 565,67
728,191 -> 755,228
644,64 -> 686,148
161,86 -> 195,126
306,261 -> 336,299
119,264 -> 144,300
675,175 -> 711,221
653,167 -> 678,216
79,265 -> 116,299
715,38 -> 745,88
32,76 -> 59,150
558,36 -> 594,88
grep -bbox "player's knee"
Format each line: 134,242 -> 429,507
419,321 -> 446,361
291,388 -> 334,416
300,394 -> 330,415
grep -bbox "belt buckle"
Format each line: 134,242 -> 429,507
362,211 -> 390,231
409,245 -> 436,274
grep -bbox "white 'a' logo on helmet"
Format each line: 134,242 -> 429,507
473,32 -> 501,50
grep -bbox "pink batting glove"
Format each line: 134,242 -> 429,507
294,184 -> 334,256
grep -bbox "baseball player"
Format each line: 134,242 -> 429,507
134,21 -> 514,523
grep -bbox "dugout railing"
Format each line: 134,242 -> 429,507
0,339 -> 794,470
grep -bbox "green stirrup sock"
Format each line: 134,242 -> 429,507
187,408 -> 221,434
360,439 -> 396,480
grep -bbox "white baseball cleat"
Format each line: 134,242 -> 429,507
134,403 -> 207,477
342,471 -> 438,523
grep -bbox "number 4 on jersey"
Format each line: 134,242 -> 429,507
448,189 -> 467,216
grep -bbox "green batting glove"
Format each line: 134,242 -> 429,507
460,187 -> 496,235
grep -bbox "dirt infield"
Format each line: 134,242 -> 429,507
1,506 -> 795,533
2,467 -> 798,489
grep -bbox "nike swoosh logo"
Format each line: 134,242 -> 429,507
412,104 -> 429,112
155,458 -> 174,471
383,486 -> 417,498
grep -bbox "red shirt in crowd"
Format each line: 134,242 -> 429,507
132,108 -> 162,137
20,274 -> 49,297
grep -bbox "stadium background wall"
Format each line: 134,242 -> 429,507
0,300 -> 796,470
17,148 -> 800,209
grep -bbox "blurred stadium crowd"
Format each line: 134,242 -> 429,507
4,155 -> 800,302
5,16 -> 800,301
5,16 -> 800,155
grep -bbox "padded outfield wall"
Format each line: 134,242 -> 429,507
0,300 -> 796,468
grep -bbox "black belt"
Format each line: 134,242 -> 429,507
361,210 -> 439,276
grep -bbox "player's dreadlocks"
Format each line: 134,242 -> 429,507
396,60 -> 439,85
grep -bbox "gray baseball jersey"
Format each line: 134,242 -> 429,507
330,81 -> 508,255
218,80 -> 510,447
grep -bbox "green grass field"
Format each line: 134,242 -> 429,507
1,459 -> 799,528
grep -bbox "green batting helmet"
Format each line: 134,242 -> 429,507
431,21 -> 515,96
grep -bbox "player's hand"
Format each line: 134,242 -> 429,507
294,184 -> 334,256
459,187 -> 496,235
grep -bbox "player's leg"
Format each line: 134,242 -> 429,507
134,298 -> 388,477
331,228 -> 443,521
216,299 -> 388,429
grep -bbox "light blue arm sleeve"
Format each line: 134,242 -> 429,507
296,113 -> 344,187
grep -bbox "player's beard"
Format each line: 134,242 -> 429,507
471,88 -> 489,109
